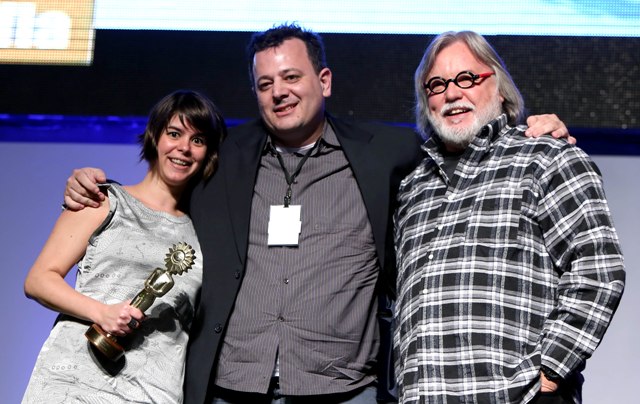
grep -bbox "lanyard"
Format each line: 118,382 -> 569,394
273,139 -> 321,207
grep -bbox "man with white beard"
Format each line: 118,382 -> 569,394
393,31 -> 625,404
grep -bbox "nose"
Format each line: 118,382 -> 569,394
177,137 -> 192,154
272,78 -> 289,101
443,82 -> 463,101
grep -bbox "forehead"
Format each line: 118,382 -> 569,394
429,41 -> 490,77
253,38 -> 313,76
167,114 -> 196,132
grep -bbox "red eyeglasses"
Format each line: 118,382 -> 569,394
424,71 -> 495,95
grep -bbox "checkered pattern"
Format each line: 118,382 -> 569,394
393,115 -> 625,404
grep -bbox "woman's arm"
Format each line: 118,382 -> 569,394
24,200 -> 142,336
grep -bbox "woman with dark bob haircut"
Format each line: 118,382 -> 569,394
140,90 -> 225,182
23,90 -> 226,403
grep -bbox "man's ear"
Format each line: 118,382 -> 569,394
319,67 -> 332,97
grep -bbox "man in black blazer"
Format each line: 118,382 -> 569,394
63,23 -> 570,404
185,24 -> 423,403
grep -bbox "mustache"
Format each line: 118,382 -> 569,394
440,101 -> 475,116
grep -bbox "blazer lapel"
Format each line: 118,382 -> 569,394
330,117 -> 389,265
224,122 -> 267,266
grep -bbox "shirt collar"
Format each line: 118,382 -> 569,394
264,119 -> 340,156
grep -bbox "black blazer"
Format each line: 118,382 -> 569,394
184,115 -> 423,404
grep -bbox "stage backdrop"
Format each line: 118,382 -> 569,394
1,1 -> 639,133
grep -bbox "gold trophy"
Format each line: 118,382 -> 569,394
85,242 -> 196,361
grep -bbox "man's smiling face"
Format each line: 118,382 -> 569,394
253,38 -> 332,147
426,41 -> 503,151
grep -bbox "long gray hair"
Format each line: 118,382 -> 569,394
414,31 -> 525,139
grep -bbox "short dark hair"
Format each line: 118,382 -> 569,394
246,23 -> 327,89
139,90 -> 227,181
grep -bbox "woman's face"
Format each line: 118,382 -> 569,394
154,114 -> 208,188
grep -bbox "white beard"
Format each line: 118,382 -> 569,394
428,97 -> 503,149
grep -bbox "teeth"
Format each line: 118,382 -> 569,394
447,108 -> 467,116
277,105 -> 294,112
170,158 -> 189,166
441,102 -> 474,117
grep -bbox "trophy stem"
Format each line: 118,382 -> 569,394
85,324 -> 124,361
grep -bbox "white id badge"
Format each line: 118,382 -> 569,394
268,205 -> 302,246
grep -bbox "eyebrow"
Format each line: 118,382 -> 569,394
279,68 -> 302,75
257,68 -> 303,81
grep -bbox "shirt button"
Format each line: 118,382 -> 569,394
284,278 -> 289,284
447,194 -> 455,201
278,316 -> 285,322
437,224 -> 443,231
428,253 -> 434,260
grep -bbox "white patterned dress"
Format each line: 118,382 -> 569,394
23,184 -> 203,404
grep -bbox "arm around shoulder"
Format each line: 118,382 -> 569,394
63,167 -> 108,210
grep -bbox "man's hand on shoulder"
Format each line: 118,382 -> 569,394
63,168 -> 107,211
525,114 -> 576,145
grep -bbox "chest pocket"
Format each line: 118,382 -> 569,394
466,187 -> 522,243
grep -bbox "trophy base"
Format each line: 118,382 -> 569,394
85,324 -> 124,361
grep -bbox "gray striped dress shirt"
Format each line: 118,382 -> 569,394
214,122 -> 380,395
